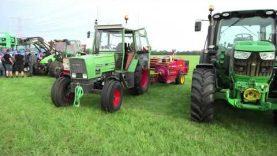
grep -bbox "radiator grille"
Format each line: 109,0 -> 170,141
234,53 -> 274,76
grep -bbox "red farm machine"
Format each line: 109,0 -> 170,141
150,55 -> 189,84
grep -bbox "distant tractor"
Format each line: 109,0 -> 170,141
191,7 -> 277,124
46,39 -> 82,77
51,23 -> 151,112
19,37 -> 54,75
0,32 -> 18,49
150,56 -> 189,84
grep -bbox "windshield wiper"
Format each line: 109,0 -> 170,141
221,18 -> 243,34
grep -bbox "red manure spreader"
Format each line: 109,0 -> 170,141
150,56 -> 189,84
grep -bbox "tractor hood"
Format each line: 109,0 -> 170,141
40,54 -> 56,64
234,41 -> 275,52
69,53 -> 115,79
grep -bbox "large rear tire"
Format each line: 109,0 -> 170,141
101,80 -> 123,113
51,77 -> 74,107
129,64 -> 150,95
191,68 -> 215,122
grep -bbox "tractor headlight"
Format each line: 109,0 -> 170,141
83,74 -> 88,79
259,52 -> 275,60
72,73 -> 76,78
234,51 -> 251,59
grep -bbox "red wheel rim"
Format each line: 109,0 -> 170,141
65,92 -> 74,103
113,88 -> 121,107
140,69 -> 149,89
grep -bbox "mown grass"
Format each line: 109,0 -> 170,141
0,55 -> 277,155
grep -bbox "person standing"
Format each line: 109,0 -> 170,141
0,51 -> 5,76
14,51 -> 25,77
3,49 -> 14,77
28,51 -> 37,76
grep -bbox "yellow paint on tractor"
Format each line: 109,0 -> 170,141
243,88 -> 261,102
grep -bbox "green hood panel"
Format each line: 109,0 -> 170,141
70,53 -> 115,79
234,41 -> 275,52
40,54 -> 56,64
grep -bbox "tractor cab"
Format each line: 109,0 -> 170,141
93,24 -> 150,71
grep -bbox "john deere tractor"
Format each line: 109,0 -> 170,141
191,7 -> 277,124
51,23 -> 151,112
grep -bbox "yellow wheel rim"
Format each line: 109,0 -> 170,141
180,75 -> 185,84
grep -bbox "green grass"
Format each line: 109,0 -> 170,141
1,55 -> 277,155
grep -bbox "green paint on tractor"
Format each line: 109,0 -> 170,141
0,32 -> 18,49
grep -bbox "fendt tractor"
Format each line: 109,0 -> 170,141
191,7 -> 277,124
51,22 -> 151,112
0,32 -> 18,49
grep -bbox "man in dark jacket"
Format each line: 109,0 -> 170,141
14,51 -> 25,77
0,50 -> 5,76
3,49 -> 14,77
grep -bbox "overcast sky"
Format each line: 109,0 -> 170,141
0,0 -> 277,51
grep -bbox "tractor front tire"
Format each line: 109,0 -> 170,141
191,68 -> 215,122
51,77 -> 74,107
101,80 -> 123,113
176,72 -> 185,85
129,64 -> 150,95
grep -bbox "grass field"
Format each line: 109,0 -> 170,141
1,55 -> 277,155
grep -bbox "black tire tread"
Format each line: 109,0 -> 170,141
191,68 -> 215,122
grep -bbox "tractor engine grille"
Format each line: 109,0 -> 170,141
234,53 -> 274,76
69,58 -> 87,75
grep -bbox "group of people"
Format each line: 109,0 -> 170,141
0,48 -> 38,78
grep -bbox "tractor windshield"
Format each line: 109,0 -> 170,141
54,42 -> 66,52
96,30 -> 123,52
217,16 -> 275,48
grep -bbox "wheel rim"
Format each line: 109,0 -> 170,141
65,92 -> 74,103
113,88 -> 121,107
180,75 -> 185,84
140,69 -> 149,89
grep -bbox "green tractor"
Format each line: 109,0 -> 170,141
191,7 -> 277,124
0,32 -> 18,49
51,23 -> 151,112
47,39 -> 82,77
18,37 -> 54,75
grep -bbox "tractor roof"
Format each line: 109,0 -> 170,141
96,24 -> 136,32
213,9 -> 277,18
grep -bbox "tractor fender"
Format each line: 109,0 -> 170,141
196,63 -> 214,69
106,75 -> 120,81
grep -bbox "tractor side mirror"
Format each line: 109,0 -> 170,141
87,31 -> 91,38
195,21 -> 202,32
